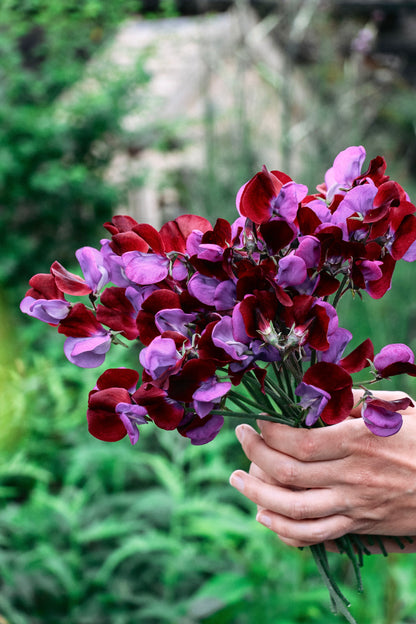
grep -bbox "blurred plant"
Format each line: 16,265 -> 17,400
2,358 -> 416,624
0,0 -> 147,302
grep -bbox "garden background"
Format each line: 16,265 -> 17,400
2,1 -> 416,622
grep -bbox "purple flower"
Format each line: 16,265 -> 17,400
123,251 -> 170,285
276,253 -> 307,288
115,402 -> 148,445
362,396 -> 412,436
321,327 -> 352,364
325,146 -> 366,202
214,280 -> 236,311
125,285 -> 158,313
360,259 -> 383,285
192,377 -> 232,418
272,182 -> 308,222
155,308 -> 196,337
100,240 -> 131,287
76,246 -> 109,294
179,413 -> 225,445
64,333 -> 112,368
139,336 -> 181,380
197,243 -> 224,262
20,297 -> 71,325
188,273 -> 220,305
303,198 -> 331,222
186,229 -> 204,256
295,381 -> 331,426
212,316 -> 250,361
295,236 -> 321,269
374,343 -> 414,373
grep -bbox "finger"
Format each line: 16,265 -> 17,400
236,425 -> 348,487
255,510 -> 352,545
254,419 -> 362,462
249,461 -> 278,485
230,469 -> 345,519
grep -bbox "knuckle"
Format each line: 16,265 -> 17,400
291,499 -> 309,520
297,435 -> 317,461
276,460 -> 299,485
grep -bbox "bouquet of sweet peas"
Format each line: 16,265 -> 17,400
21,146 -> 416,622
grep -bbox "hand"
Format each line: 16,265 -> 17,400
229,390 -> 416,552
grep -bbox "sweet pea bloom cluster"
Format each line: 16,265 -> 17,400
21,146 -> 416,622
21,146 -> 416,447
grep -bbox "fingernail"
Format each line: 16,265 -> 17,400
235,425 -> 246,443
256,512 -> 272,528
229,472 -> 245,492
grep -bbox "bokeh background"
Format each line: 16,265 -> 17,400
2,1 -> 416,622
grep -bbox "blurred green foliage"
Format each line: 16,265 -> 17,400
0,0 -> 146,301
2,337 -> 416,623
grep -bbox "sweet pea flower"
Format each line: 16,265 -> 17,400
76,246 -> 109,294
20,297 -> 71,325
64,333 -> 112,368
362,395 -> 413,436
122,251 -> 170,285
58,303 -> 112,368
115,402 -> 148,445
87,368 -> 142,442
374,343 -> 416,378
139,336 -> 182,381
296,362 -> 354,425
188,272 -> 220,306
100,239 -> 131,287
276,253 -> 307,288
296,382 -> 331,426
155,308 -> 197,337
324,145 -> 366,202
178,412 -> 224,445
192,377 -> 232,418
211,316 -> 251,361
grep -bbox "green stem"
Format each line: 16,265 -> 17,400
332,274 -> 349,309
211,409 -> 292,425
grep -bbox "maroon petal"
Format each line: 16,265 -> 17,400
302,362 -> 353,424
133,223 -> 165,254
136,289 -> 182,345
356,155 -> 389,186
133,383 -> 184,430
239,168 -> 284,224
58,303 -> 104,338
168,359 -> 217,402
25,273 -> 64,300
104,215 -> 139,235
110,232 -> 149,255
160,215 -> 212,253
51,261 -> 92,296
391,214 -> 416,260
378,361 -> 416,378
96,287 -> 138,340
339,338 -> 374,373
87,387 -> 131,442
96,367 -> 140,391
259,219 -> 296,254
297,205 -> 322,235
366,253 -> 396,299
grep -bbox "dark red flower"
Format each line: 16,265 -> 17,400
87,368 -> 140,442
299,362 -> 353,425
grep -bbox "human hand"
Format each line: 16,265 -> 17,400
229,390 -> 416,552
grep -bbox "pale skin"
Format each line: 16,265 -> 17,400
229,390 -> 416,553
